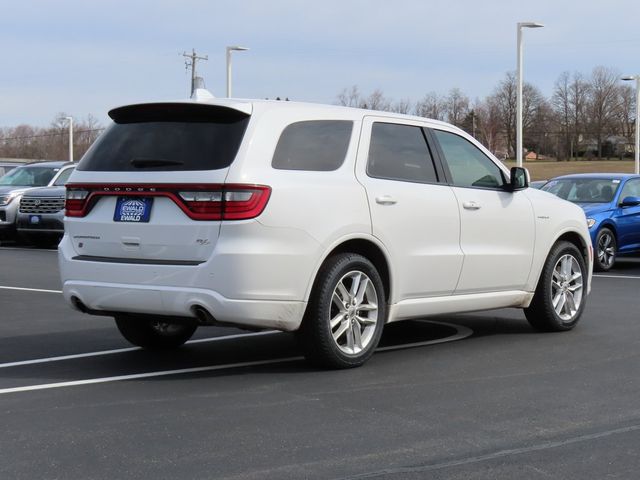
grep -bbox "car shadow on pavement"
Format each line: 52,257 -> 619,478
0,316 -> 545,390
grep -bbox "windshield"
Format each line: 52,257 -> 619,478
0,166 -> 59,187
542,178 -> 621,203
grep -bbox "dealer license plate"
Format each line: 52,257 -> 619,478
114,197 -> 153,223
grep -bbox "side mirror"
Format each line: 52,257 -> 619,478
507,167 -> 529,191
620,196 -> 640,208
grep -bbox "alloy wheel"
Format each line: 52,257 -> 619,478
551,254 -> 583,322
329,270 -> 379,355
597,231 -> 615,269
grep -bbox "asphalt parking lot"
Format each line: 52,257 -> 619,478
1,245 -> 640,479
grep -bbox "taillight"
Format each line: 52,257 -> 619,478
65,189 -> 89,217
65,184 -> 271,221
221,187 -> 271,220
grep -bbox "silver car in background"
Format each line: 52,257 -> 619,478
0,161 -> 74,241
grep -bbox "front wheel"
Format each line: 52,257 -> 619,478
115,316 -> 197,349
298,253 -> 386,369
525,241 -> 587,332
594,227 -> 616,271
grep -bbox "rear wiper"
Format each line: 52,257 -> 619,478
130,158 -> 184,168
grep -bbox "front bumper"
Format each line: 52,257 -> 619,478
16,212 -> 64,234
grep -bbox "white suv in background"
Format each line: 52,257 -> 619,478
59,96 -> 592,368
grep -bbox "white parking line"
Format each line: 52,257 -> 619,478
0,357 -> 302,395
0,321 -> 472,395
0,331 -> 278,369
0,246 -> 57,252
0,285 -> 63,294
593,274 -> 640,280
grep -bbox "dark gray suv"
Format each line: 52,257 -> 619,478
16,185 -> 67,246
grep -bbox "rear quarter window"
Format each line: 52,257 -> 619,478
272,120 -> 353,171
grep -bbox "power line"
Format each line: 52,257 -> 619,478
0,128 -> 105,142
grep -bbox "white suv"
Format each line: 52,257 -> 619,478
59,96 -> 593,368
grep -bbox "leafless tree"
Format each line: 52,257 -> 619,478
617,83 -> 636,141
491,72 -> 545,158
361,89 -> 391,111
336,85 -> 362,107
391,98 -> 412,114
474,96 -> 506,156
414,92 -> 446,121
0,114 -> 104,161
586,66 -> 622,158
445,88 -> 470,127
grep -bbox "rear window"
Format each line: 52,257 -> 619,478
272,120 -> 353,171
77,104 -> 250,172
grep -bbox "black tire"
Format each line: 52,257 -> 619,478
115,316 -> 197,349
298,253 -> 387,369
525,241 -> 587,332
594,227 -> 616,272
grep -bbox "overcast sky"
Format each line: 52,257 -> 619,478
2,0 -> 639,127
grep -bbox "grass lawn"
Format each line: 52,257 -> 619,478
501,160 -> 636,181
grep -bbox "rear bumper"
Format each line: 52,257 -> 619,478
58,225 -> 319,331
63,280 -> 305,331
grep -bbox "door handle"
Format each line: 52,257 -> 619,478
375,195 -> 397,205
462,201 -> 481,210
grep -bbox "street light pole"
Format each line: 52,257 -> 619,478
622,75 -> 640,175
226,46 -> 249,98
65,116 -> 73,162
516,21 -> 544,168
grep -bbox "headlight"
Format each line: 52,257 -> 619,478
0,193 -> 17,206
587,218 -> 596,228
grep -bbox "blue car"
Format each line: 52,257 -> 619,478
541,173 -> 640,271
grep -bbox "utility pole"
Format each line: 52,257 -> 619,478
182,48 -> 208,96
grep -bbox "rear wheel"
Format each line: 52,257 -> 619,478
115,316 -> 197,349
525,241 -> 586,332
594,227 -> 616,271
298,253 -> 386,369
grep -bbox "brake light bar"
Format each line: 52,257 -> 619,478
65,184 -> 271,221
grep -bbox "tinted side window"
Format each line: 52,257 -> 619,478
367,123 -> 438,183
53,167 -> 75,186
272,121 -> 353,171
433,130 -> 505,189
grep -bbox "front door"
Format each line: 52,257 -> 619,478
616,178 -> 640,254
430,128 -> 535,294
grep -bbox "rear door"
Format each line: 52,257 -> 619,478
355,117 -> 463,301
65,103 -> 251,263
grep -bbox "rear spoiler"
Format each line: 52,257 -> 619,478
108,100 -> 252,123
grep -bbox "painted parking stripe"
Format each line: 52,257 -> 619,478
0,357 -> 303,395
593,274 -> 640,279
0,285 -> 63,294
0,331 -> 278,369
0,321 -> 472,395
0,246 -> 57,252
